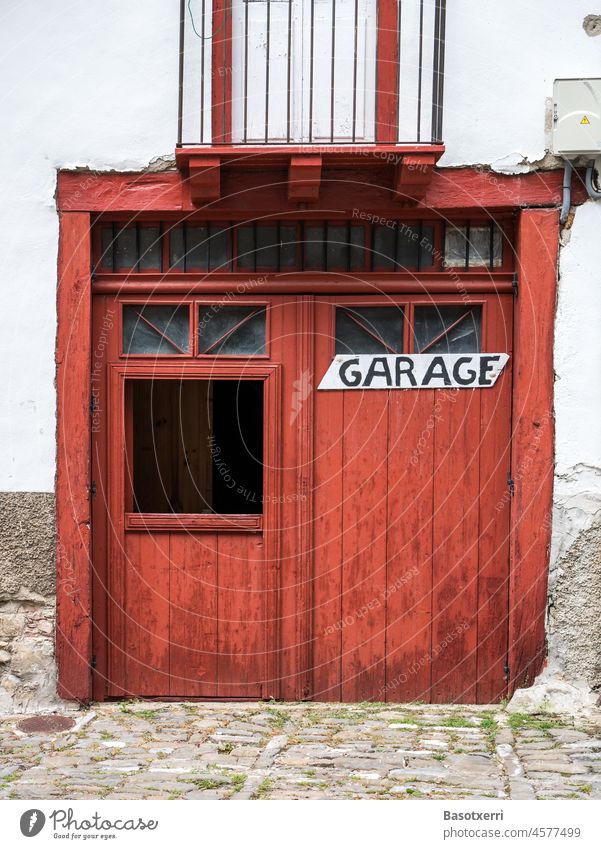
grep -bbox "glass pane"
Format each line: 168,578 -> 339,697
280,225 -> 297,267
99,227 -> 114,271
130,379 -> 263,514
420,225 -> 435,268
186,225 -> 209,270
138,226 -> 162,271
198,305 -> 266,355
169,226 -> 185,270
208,225 -> 230,270
236,225 -> 255,269
327,224 -> 348,270
349,225 -> 365,270
492,226 -> 503,268
123,305 -> 190,355
468,226 -> 492,267
373,225 -> 396,269
304,225 -> 325,269
444,227 -> 468,268
396,225 -> 419,269
335,306 -> 404,354
114,227 -> 137,271
256,225 -> 278,269
413,305 -> 482,354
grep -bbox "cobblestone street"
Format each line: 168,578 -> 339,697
1,702 -> 601,801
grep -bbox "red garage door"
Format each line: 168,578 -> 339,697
91,292 -> 512,702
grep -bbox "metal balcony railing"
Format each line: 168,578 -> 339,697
178,0 -> 446,146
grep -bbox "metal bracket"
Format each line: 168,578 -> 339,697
507,472 -> 515,497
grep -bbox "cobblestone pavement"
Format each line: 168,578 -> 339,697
1,702 -> 601,800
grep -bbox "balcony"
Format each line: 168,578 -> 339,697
178,0 -> 446,146
176,1 -> 446,206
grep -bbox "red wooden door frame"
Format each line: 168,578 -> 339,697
101,361 -> 281,699
56,204 -> 559,702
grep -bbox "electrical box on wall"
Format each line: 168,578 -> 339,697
553,78 -> 601,156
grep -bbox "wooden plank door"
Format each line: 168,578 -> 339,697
92,294 -> 290,700
311,295 -> 513,703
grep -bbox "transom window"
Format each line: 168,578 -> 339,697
335,304 -> 483,354
94,220 -> 508,274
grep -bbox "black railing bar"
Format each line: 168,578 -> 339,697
200,0 -> 206,144
416,0 -> 424,144
330,0 -> 337,143
243,0 -> 249,143
300,220 -> 305,271
111,222 -> 117,274
465,222 -> 470,271
431,0 -> 441,144
436,0 -> 446,143
286,0 -> 292,143
309,0 -> 315,142
253,220 -> 258,273
352,0 -> 359,143
177,0 -> 185,146
265,0 -> 272,144
489,223 -> 495,273
417,219 -> 423,272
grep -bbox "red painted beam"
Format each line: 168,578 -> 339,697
57,166 -> 588,214
376,0 -> 400,143
56,211 -> 92,702
508,208 -> 559,693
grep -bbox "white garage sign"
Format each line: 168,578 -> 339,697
318,353 -> 510,390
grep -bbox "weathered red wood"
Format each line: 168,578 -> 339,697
385,387 -> 435,702
431,386 -> 481,703
312,298 -> 344,701
170,533 -> 218,697
92,275 -> 515,295
508,209 -> 558,691
217,534 -> 264,698
340,387 -> 388,701
376,0 -> 400,143
91,294 -> 111,700
476,296 -> 513,703
58,166 -> 586,214
187,155 -> 221,204
118,533 -> 171,696
211,0 -> 232,144
394,154 -> 438,201
56,211 -> 92,701
288,156 -> 322,202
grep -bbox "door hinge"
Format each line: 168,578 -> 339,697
512,272 -> 519,296
507,472 -> 515,497
504,659 -> 510,681
90,480 -> 97,498
91,655 -> 97,670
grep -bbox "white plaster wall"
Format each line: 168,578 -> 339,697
0,0 -> 178,491
0,0 -> 600,493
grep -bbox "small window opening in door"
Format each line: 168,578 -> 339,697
127,379 -> 264,514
